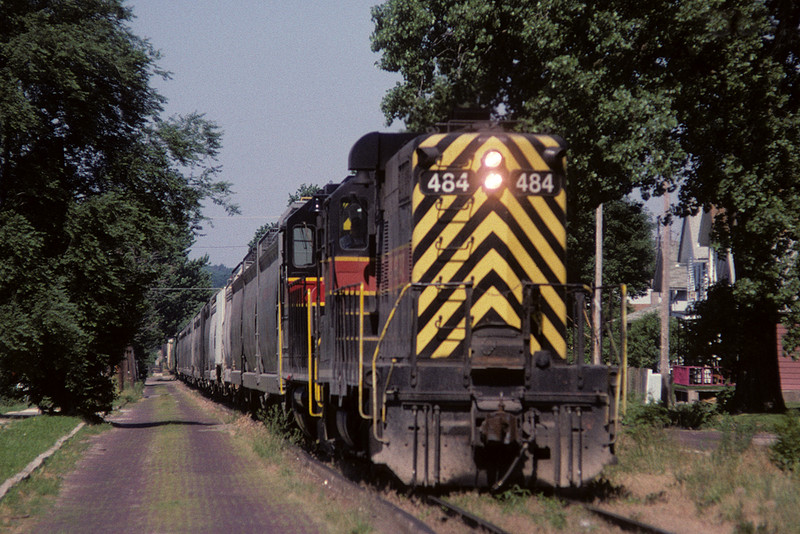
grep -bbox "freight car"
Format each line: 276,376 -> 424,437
174,122 -> 619,489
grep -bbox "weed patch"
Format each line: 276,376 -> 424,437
114,381 -> 145,409
252,404 -> 302,461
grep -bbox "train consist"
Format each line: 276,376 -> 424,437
174,122 -> 619,488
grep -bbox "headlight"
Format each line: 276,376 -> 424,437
483,150 -> 503,168
484,172 -> 503,190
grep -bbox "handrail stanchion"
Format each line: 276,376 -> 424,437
278,299 -> 285,394
620,283 -> 628,417
308,288 -> 322,417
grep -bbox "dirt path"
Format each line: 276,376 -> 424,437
30,376 -> 319,534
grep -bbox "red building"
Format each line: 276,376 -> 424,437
777,325 -> 800,403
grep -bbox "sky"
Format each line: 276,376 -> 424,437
127,1 -> 402,268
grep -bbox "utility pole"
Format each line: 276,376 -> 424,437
593,203 -> 603,365
659,189 -> 672,405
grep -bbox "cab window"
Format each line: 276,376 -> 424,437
292,225 -> 314,267
339,199 -> 367,250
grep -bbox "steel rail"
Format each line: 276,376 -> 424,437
422,494 -> 511,534
576,501 -> 676,534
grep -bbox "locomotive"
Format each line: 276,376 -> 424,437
174,122 -> 619,488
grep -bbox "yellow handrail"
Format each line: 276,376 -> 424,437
358,283 -> 369,419
620,283 -> 628,417
369,283 -> 414,443
278,299 -> 285,394
308,288 -> 322,417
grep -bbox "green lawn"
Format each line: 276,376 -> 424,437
0,415 -> 83,481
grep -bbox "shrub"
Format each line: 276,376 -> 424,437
770,414 -> 800,473
623,397 -> 670,428
669,401 -> 718,429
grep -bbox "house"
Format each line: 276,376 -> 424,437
630,207 -> 800,403
631,209 -> 735,318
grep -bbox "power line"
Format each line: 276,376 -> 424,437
149,287 -> 223,291
191,245 -> 248,249
205,216 -> 276,220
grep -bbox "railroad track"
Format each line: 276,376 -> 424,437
574,501 -> 676,534
421,493 -> 676,534
420,494 -> 511,534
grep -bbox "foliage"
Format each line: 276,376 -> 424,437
569,198 -> 655,297
623,398 -> 671,429
203,263 -> 233,289
669,401 -> 718,429
624,396 -> 717,429
606,418 -> 800,532
370,0 -> 800,412
770,414 -> 800,473
0,1 -> 235,416
627,311 -> 688,369
684,283 -> 785,411
253,404 -> 302,460
493,485 -> 531,513
248,183 -> 322,250
287,183 -> 322,205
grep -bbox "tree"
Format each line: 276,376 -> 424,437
287,183 -> 322,204
0,1 -> 236,416
569,198 -> 655,297
204,263 -> 233,289
248,222 -> 278,251
248,183 -> 322,250
370,0 -> 800,412
627,311 -> 687,370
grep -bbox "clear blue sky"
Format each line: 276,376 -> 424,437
127,1 -> 402,267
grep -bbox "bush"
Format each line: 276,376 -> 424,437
770,414 -> 800,473
669,401 -> 718,429
715,387 -> 736,413
623,397 -> 670,428
624,395 -> 719,430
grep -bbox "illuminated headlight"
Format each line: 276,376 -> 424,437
483,150 -> 503,168
484,172 -> 503,190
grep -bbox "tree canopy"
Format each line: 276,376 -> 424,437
248,183 -> 323,251
371,0 -> 800,411
0,0 -> 235,416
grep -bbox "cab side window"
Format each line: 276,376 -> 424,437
339,199 -> 367,250
292,225 -> 314,267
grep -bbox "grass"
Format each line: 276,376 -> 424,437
242,411 -> 376,534
0,415 -> 84,481
443,488 -> 585,532
602,415 -> 800,533
113,380 -> 145,409
0,422 -> 108,533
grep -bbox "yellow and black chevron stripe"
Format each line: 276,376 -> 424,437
412,132 -> 567,359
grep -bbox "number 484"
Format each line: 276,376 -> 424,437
515,172 -> 555,194
426,172 -> 470,193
